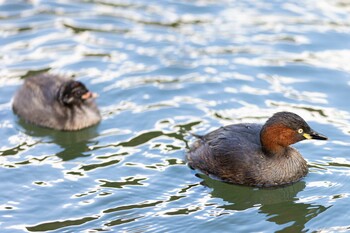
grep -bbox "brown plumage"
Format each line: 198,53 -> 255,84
12,73 -> 101,131
187,112 -> 328,187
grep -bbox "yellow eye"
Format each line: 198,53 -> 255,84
298,129 -> 303,134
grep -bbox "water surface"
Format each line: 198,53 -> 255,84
1,0 -> 350,232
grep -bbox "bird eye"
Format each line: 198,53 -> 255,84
298,128 -> 303,134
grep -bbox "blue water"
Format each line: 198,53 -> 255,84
1,0 -> 350,232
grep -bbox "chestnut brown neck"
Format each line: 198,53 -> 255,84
260,124 -> 298,157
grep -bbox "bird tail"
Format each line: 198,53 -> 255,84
189,132 -> 204,140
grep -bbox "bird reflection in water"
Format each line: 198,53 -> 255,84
17,118 -> 99,161
199,174 -> 329,232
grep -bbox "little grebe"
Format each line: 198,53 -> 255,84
12,73 -> 101,131
187,112 -> 327,187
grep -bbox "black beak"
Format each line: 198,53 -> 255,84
305,130 -> 328,140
